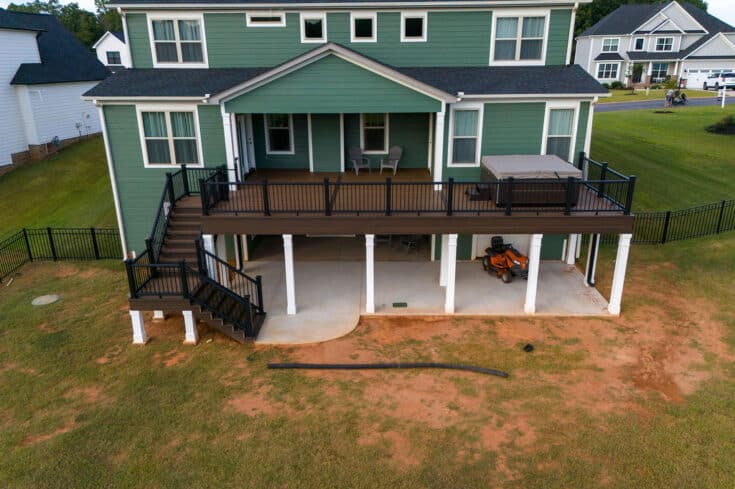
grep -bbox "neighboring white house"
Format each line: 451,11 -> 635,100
574,1 -> 735,88
93,31 -> 130,69
0,9 -> 109,169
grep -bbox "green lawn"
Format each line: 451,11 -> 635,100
598,88 -> 717,104
0,137 -> 116,238
591,106 -> 735,210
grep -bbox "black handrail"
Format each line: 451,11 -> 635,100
198,245 -> 264,315
187,265 -> 256,337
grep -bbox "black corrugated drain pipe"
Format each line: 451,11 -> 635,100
267,362 -> 509,379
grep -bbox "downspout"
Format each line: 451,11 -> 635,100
567,2 -> 578,65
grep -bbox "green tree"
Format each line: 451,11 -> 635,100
95,0 -> 122,33
58,2 -> 104,47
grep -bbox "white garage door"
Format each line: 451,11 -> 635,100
683,68 -> 734,89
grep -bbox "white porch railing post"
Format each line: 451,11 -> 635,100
221,107 -> 237,190
524,234 -> 543,314
365,234 -> 375,313
433,106 -> 445,190
608,233 -> 633,316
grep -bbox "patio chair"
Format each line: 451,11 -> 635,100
349,147 -> 371,175
380,146 -> 403,175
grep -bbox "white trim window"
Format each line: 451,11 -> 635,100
149,15 -> 206,66
360,113 -> 389,153
351,12 -> 377,42
401,11 -> 427,42
602,38 -> 619,53
138,109 -> 202,167
655,37 -> 674,51
265,114 -> 294,154
633,37 -> 645,51
542,103 -> 578,162
448,104 -> 483,167
300,12 -> 327,43
491,13 -> 547,64
106,51 -> 122,65
597,63 -> 619,80
246,12 -> 286,27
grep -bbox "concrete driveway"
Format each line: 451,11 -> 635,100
597,96 -> 731,112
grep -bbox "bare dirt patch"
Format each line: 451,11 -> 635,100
64,386 -> 109,405
153,349 -> 189,368
358,427 -> 420,467
21,418 -> 76,446
226,386 -> 289,417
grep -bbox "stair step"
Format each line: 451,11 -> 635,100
174,206 -> 202,215
167,221 -> 200,231
165,239 -> 197,250
170,214 -> 202,224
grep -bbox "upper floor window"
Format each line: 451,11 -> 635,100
246,13 -> 286,27
351,12 -> 376,42
634,37 -> 645,51
655,37 -> 674,51
150,17 -> 205,66
602,38 -> 619,52
545,108 -> 575,162
448,104 -> 483,167
361,113 -> 389,153
401,12 -> 427,42
139,110 -> 200,166
106,51 -> 121,65
301,13 -> 326,43
493,15 -> 546,63
265,114 -> 294,154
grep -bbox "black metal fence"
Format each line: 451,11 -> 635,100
0,227 -> 121,282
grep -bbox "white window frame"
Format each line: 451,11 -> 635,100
400,11 -> 427,42
106,50 -> 122,65
633,37 -> 645,51
360,113 -> 389,154
246,12 -> 286,27
541,101 -> 579,163
264,114 -> 295,155
147,13 -> 208,68
602,38 -> 619,53
489,8 -> 549,66
136,104 -> 204,168
655,36 -> 674,52
300,12 -> 327,43
596,62 -> 620,80
350,12 -> 377,43
447,102 -> 484,168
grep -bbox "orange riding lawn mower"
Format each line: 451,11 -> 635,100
482,236 -> 529,283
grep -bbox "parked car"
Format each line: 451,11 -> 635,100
703,73 -> 735,90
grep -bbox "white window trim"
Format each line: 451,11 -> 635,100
489,8 -> 550,66
136,104 -> 204,168
246,12 -> 286,27
400,11 -> 427,42
601,37 -> 620,53
264,114 -> 295,155
300,12 -> 327,44
106,51 -> 122,65
655,36 -> 674,52
447,102 -> 484,168
147,13 -> 208,68
541,100 -> 579,163
360,113 -> 389,154
350,12 -> 377,43
596,62 -> 620,80
633,37 -> 645,51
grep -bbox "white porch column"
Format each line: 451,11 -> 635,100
183,310 -> 199,344
524,234 -> 543,314
444,234 -> 458,313
608,234 -> 632,316
202,234 -> 216,280
129,310 -> 148,345
365,234 -> 375,313
566,233 -> 578,265
585,233 -> 600,287
221,107 -> 237,186
215,235 -> 230,288
432,105 -> 446,187
439,234 -> 449,286
283,234 -> 296,315
240,234 -> 249,263
153,310 -> 166,320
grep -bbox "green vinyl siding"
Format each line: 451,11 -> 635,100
545,9 -> 572,66
575,102 -> 590,159
343,114 -> 361,168
344,113 -> 429,170
311,114 -> 342,172
252,114 -> 309,170
224,55 -> 441,114
434,234 -> 474,261
482,103 -> 545,155
103,104 -> 223,252
540,234 -> 565,260
126,13 -> 153,68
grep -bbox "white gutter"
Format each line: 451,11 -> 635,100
461,92 -> 611,99
113,0 -> 592,9
82,96 -> 210,102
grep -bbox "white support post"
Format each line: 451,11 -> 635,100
365,234 -> 375,313
202,234 -> 216,280
240,234 -> 249,263
566,233 -> 578,265
129,310 -> 148,345
153,310 -> 166,320
524,234 -> 543,314
221,107 -> 237,188
575,234 -> 582,259
439,234 -> 449,286
215,235 -> 230,288
444,234 -> 458,314
183,310 -> 199,344
433,106 -> 446,190
584,233 -> 600,287
283,234 -> 296,315
608,234 -> 632,316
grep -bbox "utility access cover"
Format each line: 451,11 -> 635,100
32,294 -> 60,306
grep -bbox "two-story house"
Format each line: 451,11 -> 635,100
85,0 -> 637,345
575,1 -> 735,88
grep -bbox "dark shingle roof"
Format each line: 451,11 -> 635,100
595,53 -> 624,61
579,2 -> 735,37
85,64 -> 608,98
110,0 -> 554,4
0,9 -> 110,85
112,31 -> 125,42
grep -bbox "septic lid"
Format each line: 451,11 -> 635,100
32,294 -> 60,306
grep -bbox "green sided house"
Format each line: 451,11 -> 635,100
86,0 -> 637,345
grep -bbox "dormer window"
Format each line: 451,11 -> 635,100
301,13 -> 326,43
655,37 -> 674,51
492,15 -> 546,63
633,37 -> 645,51
351,12 -> 377,42
602,38 -> 619,53
149,15 -> 206,67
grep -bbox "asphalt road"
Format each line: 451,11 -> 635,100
597,96 -> 732,112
